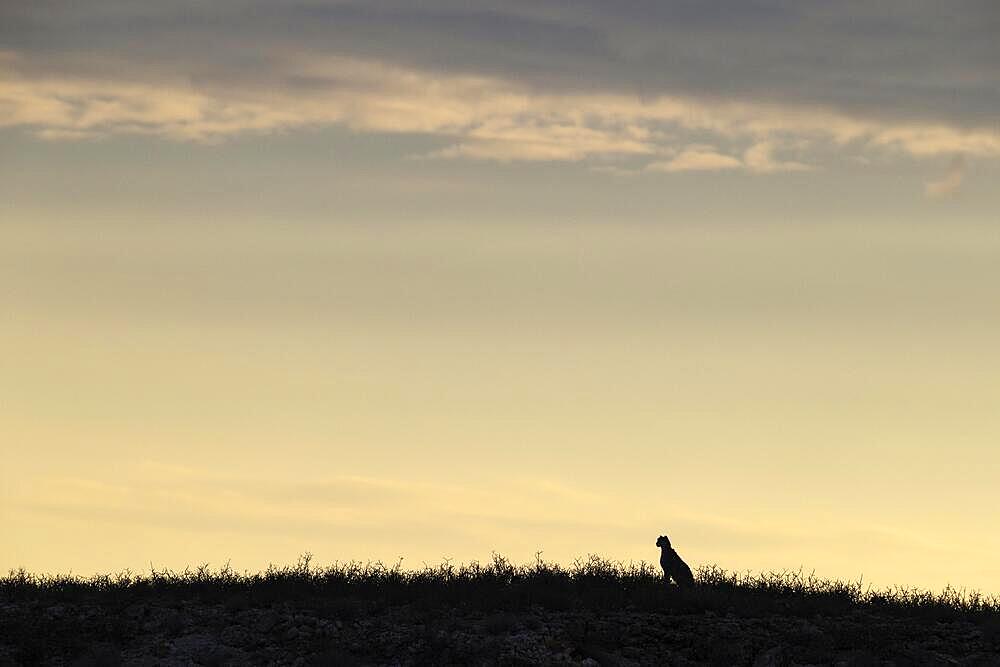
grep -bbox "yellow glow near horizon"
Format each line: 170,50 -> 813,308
3,218 -> 999,592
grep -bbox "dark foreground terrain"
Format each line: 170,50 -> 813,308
3,555 -> 999,666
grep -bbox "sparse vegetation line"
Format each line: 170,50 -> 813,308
4,554 -> 1000,664
4,553 -> 998,620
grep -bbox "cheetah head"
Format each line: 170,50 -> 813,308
656,535 -> 671,548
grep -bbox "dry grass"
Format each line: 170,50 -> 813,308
4,553 -> 998,622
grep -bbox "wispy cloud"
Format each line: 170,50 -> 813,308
924,155 -> 967,198
8,462 -> 615,539
2,49 -> 999,171
742,141 -> 813,174
5,2 -> 997,130
644,142 -> 813,174
647,147 -> 742,173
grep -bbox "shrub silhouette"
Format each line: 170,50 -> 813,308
3,553 -> 998,621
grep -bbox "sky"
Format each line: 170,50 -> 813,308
2,1 -> 999,591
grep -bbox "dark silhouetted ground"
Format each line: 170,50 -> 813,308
3,555 -> 999,665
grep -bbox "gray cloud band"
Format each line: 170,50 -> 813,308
2,1 -> 998,167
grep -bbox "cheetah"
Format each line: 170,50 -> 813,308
656,534 -> 695,588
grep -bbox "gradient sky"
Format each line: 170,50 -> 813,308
2,2 -> 999,591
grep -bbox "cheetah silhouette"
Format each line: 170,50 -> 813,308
656,534 -> 695,588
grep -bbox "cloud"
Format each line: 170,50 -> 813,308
2,38 -> 999,170
647,147 -> 742,172
425,120 -> 655,162
7,462 -> 618,541
589,164 -> 644,177
645,142 -> 812,174
925,155 -> 967,198
3,2 -> 997,133
742,141 -> 812,174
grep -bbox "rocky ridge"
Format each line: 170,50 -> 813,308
3,596 -> 999,665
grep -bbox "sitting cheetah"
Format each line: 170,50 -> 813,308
656,534 -> 695,588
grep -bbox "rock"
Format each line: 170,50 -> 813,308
255,610 -> 280,633
169,633 -> 247,666
69,642 -> 122,667
160,610 -> 185,635
170,633 -> 222,658
219,625 -> 252,647
45,604 -> 66,619
753,646 -> 787,667
3,592 -> 999,665
833,649 -> 880,666
123,604 -> 147,622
